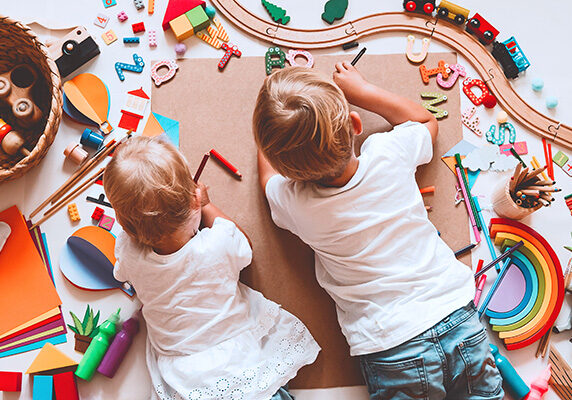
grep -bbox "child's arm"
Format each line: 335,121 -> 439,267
199,182 -> 252,248
257,150 -> 279,192
333,61 -> 438,143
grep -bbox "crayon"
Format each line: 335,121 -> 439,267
193,153 -> 209,183
209,148 -> 242,179
351,47 -> 367,66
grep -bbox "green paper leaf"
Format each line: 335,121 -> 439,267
90,326 -> 100,338
70,312 -> 84,335
67,324 -> 79,335
92,311 -> 100,329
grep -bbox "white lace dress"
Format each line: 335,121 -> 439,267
114,217 -> 320,400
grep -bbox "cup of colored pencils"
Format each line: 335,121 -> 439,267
491,163 -> 559,219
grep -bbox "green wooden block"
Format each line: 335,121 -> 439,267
186,6 -> 209,32
261,0 -> 290,25
553,150 -> 569,167
322,0 -> 348,24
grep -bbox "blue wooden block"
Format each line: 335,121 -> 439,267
102,0 -> 117,8
33,375 -> 53,400
123,37 -> 140,44
115,53 -> 145,81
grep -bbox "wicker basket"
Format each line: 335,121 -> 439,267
0,15 -> 62,182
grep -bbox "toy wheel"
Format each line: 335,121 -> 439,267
483,31 -> 494,42
405,1 -> 416,12
0,77 -> 10,98
469,18 -> 480,29
13,98 -> 33,119
454,15 -> 465,24
423,2 -> 434,14
438,7 -> 448,18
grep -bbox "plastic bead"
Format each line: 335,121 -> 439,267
496,111 -> 508,124
531,78 -> 544,92
546,96 -> 558,109
174,43 -> 186,58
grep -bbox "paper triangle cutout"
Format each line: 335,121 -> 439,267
26,343 -> 77,374
142,112 -> 180,148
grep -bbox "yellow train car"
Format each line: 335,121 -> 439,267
437,0 -> 470,25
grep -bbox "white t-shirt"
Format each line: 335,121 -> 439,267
265,121 -> 475,356
114,217 -> 320,400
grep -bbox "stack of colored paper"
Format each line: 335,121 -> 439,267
0,206 -> 66,358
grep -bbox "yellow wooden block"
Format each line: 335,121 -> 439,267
101,29 -> 117,45
169,14 -> 194,41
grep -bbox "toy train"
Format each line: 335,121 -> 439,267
403,0 -> 529,79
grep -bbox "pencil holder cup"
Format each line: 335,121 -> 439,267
492,180 -> 541,220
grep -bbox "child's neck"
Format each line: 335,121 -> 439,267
153,224 -> 196,255
320,156 -> 359,188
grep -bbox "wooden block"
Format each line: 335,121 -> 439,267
563,161 -> 572,177
98,215 -> 115,231
53,372 -> 78,400
185,5 -> 209,32
33,375 -> 53,400
148,0 -> 154,14
553,150 -> 569,167
169,14 -> 194,41
94,14 -> 109,28
101,29 -> 117,45
0,371 -> 22,391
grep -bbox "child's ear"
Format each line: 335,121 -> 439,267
349,111 -> 363,136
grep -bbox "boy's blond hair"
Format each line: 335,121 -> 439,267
253,67 -> 353,182
103,136 -> 199,247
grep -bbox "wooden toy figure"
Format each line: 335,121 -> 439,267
0,65 -> 42,127
0,118 -> 30,156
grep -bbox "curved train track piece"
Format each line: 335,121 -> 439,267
210,0 -> 572,150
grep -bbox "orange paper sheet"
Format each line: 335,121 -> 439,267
0,206 -> 61,336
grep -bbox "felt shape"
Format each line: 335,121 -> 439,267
463,146 -> 499,171
491,153 -> 518,171
0,206 -> 61,337
321,0 -> 348,24
59,227 -> 134,296
26,343 -> 77,374
143,112 -> 180,148
0,319 -> 64,349
0,221 -> 10,252
62,74 -> 113,134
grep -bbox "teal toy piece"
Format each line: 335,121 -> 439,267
115,53 -> 145,81
265,46 -> 286,75
75,309 -> 121,381
546,96 -> 558,109
487,122 -> 516,145
531,78 -> 544,92
490,344 -> 530,400
322,0 -> 348,24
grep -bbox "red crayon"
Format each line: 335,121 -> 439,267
193,153 -> 210,183
209,148 -> 242,179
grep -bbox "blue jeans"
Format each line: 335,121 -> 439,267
360,302 -> 503,400
270,386 -> 294,400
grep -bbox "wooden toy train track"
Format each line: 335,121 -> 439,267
210,0 -> 572,150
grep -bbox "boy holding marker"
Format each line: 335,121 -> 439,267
253,64 -> 503,399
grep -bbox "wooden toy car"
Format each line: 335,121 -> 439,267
437,0 -> 469,25
403,0 -> 435,15
466,13 -> 499,45
0,65 -> 42,128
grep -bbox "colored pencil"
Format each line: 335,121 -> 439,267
478,258 -> 512,319
455,153 -> 482,231
509,163 -> 522,193
455,165 -> 480,243
474,275 -> 487,306
473,196 -> 501,272
509,147 -> 526,167
351,47 -> 367,66
209,148 -> 242,178
531,157 -> 549,181
547,142 -> 553,180
454,243 -> 476,257
474,241 -> 523,279
193,153 -> 210,183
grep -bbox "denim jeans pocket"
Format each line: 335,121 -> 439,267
360,355 -> 429,400
458,328 -> 502,397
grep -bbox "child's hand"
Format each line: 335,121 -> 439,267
333,61 -> 372,104
198,182 -> 210,207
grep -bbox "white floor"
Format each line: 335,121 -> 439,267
1,0 -> 571,399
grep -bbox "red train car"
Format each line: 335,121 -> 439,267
466,13 -> 499,45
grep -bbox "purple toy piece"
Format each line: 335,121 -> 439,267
487,263 -> 526,313
97,312 -> 140,377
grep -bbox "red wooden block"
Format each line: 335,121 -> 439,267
0,371 -> 22,392
98,214 -> 115,231
132,22 -> 145,33
53,371 -> 78,400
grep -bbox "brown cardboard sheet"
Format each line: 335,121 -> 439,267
152,52 -> 470,388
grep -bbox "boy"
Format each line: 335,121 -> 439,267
253,64 -> 503,399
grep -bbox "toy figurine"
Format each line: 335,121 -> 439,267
0,118 -> 30,156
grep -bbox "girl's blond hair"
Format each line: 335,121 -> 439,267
253,67 -> 353,182
103,136 -> 199,247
